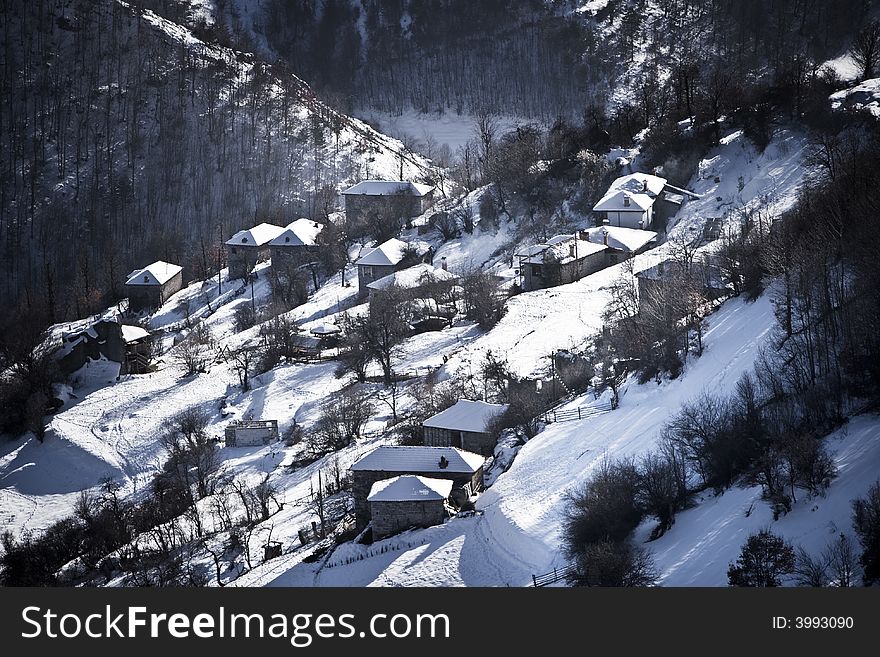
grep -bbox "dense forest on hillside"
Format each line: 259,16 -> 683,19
0,0 -> 427,329
252,0 -> 869,118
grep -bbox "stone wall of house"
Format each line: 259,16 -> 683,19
345,194 -> 427,222
423,426 -> 458,448
127,271 -> 184,312
127,285 -> 162,312
370,500 -> 447,540
270,245 -> 320,276
228,245 -> 270,280
357,263 -> 396,296
460,431 -> 497,457
423,427 -> 497,456
652,197 -> 682,232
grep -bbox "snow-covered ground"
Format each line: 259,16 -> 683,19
646,414 -> 880,585
230,129 -> 826,587
830,78 -> 880,117
439,128 -> 806,379
5,122 -> 865,590
234,292 -> 777,587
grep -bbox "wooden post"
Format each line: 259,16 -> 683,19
532,574 -> 538,587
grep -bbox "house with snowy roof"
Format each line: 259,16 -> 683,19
581,225 -> 659,262
342,180 -> 435,223
367,261 -> 459,331
225,222 -> 285,279
515,233 -> 608,291
269,218 -> 325,285
125,261 -> 183,312
354,237 -> 433,297
350,446 -> 485,530
423,399 -> 509,456
368,475 -> 453,539
592,172 -> 697,231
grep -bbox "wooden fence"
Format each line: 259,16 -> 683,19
542,399 -> 613,424
532,565 -> 576,587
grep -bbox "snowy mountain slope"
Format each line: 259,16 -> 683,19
233,293 -> 776,587
440,128 -> 807,379
0,125 -> 822,588
1,0 -> 445,320
644,415 -> 880,585
224,129 -> 820,587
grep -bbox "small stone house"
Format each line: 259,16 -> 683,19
350,446 -> 485,530
342,180 -> 435,223
593,172 -> 698,231
125,261 -> 183,312
516,234 -> 608,292
423,399 -> 509,456
226,223 -> 285,279
224,420 -> 279,447
269,219 -> 324,278
354,238 -> 432,297
367,262 -> 458,330
368,475 -> 453,540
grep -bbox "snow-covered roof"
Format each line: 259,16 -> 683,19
225,223 -> 286,247
125,261 -> 182,286
367,263 -> 456,292
593,172 -> 668,212
310,323 -> 341,336
583,226 -> 658,253
120,325 -> 150,343
269,219 -> 324,247
423,399 -> 509,433
367,475 -> 453,503
351,446 -> 485,474
515,234 -> 606,265
355,238 -> 409,267
342,180 -> 434,197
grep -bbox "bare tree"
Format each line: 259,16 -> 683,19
793,546 -> 829,586
174,338 -> 210,377
824,533 -> 858,587
230,345 -> 258,391
308,387 -> 374,455
850,20 -> 880,80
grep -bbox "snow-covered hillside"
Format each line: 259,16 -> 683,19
3,88 -> 877,588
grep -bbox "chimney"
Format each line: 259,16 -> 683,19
643,180 -> 648,192
623,193 -> 630,208
440,256 -> 447,271
601,227 -> 609,246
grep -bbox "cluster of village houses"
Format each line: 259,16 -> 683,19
57,172 -> 715,540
